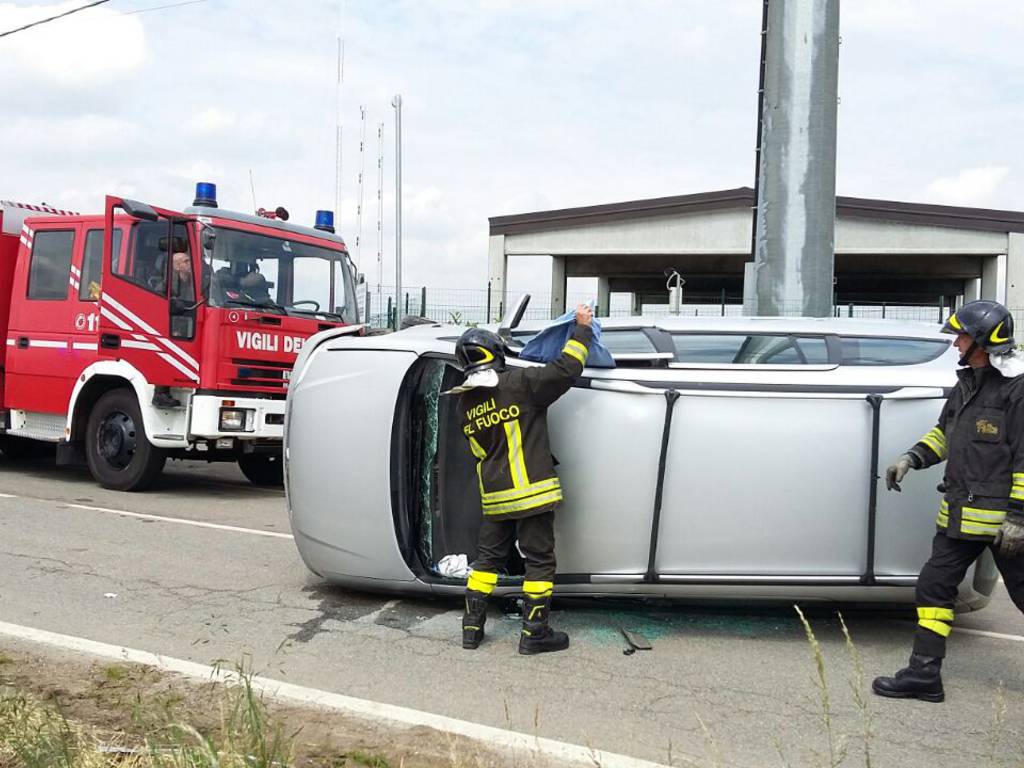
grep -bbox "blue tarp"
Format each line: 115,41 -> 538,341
519,310 -> 616,368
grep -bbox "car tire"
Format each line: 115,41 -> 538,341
238,453 -> 284,487
85,389 -> 167,491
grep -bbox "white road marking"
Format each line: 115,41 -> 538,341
0,621 -> 672,768
952,626 -> 1024,643
64,503 -> 293,540
0,493 -> 18,498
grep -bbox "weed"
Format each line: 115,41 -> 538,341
794,606 -> 847,768
103,665 -> 128,682
341,751 -> 390,767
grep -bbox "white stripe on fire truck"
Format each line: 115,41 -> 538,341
70,265 -> 81,276
20,236 -> 31,249
26,340 -> 69,349
5,339 -> 14,347
103,294 -> 199,372
122,340 -> 160,351
158,352 -> 200,382
72,342 -> 98,351
99,306 -> 133,331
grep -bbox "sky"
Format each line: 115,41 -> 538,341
1,0 -> 1022,298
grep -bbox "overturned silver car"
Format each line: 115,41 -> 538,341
284,303 -> 998,610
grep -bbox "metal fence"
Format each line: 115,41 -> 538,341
361,285 -> 1015,329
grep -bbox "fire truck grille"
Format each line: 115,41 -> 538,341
230,359 -> 292,390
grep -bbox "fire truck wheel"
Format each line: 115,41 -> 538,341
85,389 -> 167,491
238,453 -> 284,487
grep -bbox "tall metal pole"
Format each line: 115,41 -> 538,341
391,94 -> 403,330
750,0 -> 840,318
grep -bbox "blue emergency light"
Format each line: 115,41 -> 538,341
314,209 -> 335,233
193,182 -> 218,208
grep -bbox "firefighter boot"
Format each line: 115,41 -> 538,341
518,595 -> 569,655
462,592 -> 488,649
871,653 -> 945,703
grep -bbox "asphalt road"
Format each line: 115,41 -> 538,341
1,457 -> 1022,767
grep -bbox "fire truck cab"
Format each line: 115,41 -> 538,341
0,183 -> 362,491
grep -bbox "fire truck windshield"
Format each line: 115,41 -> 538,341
203,226 -> 357,323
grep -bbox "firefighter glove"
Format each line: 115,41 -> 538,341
996,513 -> 1024,558
885,453 -> 918,492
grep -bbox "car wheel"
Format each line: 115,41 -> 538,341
85,389 -> 167,491
238,453 -> 284,487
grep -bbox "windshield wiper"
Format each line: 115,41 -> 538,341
287,306 -> 346,322
223,298 -> 290,316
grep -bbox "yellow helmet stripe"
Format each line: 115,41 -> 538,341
947,313 -> 962,331
472,346 -> 495,364
990,321 -> 1010,344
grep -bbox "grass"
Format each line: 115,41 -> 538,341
0,662 -> 397,768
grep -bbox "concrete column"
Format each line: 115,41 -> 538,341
751,0 -> 840,318
964,278 -> 981,304
981,253 -> 1008,305
597,276 -> 611,318
487,234 -> 507,322
631,293 -> 642,317
550,255 -> 567,319
1005,233 -> 1024,312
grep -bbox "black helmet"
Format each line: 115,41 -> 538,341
455,328 -> 505,374
942,300 -> 1015,355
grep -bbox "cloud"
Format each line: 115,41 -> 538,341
185,108 -> 236,135
925,166 -> 1010,207
0,2 -> 146,84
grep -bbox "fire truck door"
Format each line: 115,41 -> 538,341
98,209 -> 201,388
4,222 -> 81,414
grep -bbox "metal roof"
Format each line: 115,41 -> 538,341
489,187 -> 1024,237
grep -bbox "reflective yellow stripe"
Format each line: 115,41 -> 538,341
503,418 -> 529,489
523,580 -> 553,598
1011,489 -> 1024,501
961,521 -> 1001,536
565,338 -> 588,358
919,427 -> 948,459
918,619 -> 952,637
482,489 -> 564,516
469,436 -> 486,494
481,477 -> 561,503
918,607 -> 955,622
467,570 -> 498,594
962,506 -> 1006,523
1014,473 -> 1024,483
948,313 -> 962,331
563,342 -> 586,365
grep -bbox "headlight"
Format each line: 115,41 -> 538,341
219,408 -> 250,431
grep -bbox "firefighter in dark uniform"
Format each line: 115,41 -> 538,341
453,304 -> 593,655
874,300 -> 1024,702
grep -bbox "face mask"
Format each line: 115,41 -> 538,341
990,352 -> 1024,378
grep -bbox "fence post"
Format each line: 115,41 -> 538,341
848,303 -> 853,318
881,302 -> 886,319
486,285 -> 492,323
720,288 -> 726,316
387,297 -> 393,330
420,286 -> 427,317
938,295 -> 944,324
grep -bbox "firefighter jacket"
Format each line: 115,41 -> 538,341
457,325 -> 593,520
909,365 -> 1024,541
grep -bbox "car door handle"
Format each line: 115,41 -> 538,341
16,337 -> 29,349
100,333 -> 121,349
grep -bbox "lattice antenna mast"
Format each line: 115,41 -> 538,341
354,105 -> 367,273
333,36 -> 345,227
376,121 -> 384,312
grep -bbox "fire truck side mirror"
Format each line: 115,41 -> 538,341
120,199 -> 159,222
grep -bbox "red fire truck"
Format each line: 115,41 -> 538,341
0,183 -> 363,491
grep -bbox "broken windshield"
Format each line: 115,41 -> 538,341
203,225 -> 357,322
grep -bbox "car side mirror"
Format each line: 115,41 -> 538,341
121,199 -> 159,221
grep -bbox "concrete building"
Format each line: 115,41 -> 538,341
487,187 -> 1024,318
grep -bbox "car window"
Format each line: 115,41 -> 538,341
27,230 -> 75,300
672,334 -> 829,364
601,329 -> 656,355
79,229 -> 122,302
117,221 -> 190,296
839,337 -> 949,366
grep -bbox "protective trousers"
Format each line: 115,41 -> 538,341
914,531 -> 1024,657
466,509 -> 556,599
